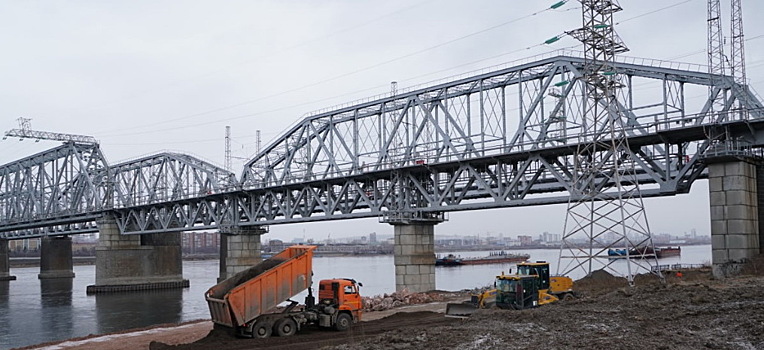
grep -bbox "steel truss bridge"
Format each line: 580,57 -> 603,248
2,51 -> 764,239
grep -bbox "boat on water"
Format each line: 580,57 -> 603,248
607,246 -> 681,259
607,248 -> 628,257
656,246 -> 681,258
435,254 -> 463,266
435,251 -> 530,266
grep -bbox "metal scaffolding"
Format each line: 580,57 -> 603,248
4,117 -> 98,145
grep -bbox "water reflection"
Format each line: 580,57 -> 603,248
95,288 -> 183,334
0,281 -> 8,307
41,278 -> 75,338
0,281 -> 9,342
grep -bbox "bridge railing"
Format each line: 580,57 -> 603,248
303,49 -> 708,120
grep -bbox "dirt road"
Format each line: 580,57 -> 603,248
150,311 -> 457,350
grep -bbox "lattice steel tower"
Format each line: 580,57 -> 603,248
558,0 -> 661,283
729,0 -> 746,86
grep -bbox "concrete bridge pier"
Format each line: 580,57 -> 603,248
87,216 -> 188,293
708,160 -> 762,278
391,221 -> 438,293
38,236 -> 75,279
0,240 -> 16,281
218,227 -> 265,281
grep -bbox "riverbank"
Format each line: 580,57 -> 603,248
19,267 -> 764,350
17,292 -> 468,350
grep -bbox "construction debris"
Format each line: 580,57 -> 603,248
362,290 -> 461,312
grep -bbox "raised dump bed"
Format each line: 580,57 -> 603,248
205,245 -> 315,328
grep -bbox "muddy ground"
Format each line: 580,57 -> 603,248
147,268 -> 764,350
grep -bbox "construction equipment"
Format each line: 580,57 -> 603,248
517,261 -> 575,300
205,245 -> 363,338
445,261 -> 574,317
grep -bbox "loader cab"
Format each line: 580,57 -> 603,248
494,275 -> 539,309
517,261 -> 550,291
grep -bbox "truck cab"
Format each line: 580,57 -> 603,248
316,278 -> 363,330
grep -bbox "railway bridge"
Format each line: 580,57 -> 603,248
2,52 -> 763,292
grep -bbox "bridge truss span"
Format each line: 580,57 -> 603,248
110,152 -> 236,208
242,55 -> 762,189
2,55 -> 764,236
113,55 -> 764,234
0,142 -> 109,237
0,147 -> 235,238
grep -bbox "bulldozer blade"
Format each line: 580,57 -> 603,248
445,302 -> 478,318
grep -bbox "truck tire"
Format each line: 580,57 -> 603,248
250,320 -> 272,338
274,318 -> 297,337
334,313 -> 352,331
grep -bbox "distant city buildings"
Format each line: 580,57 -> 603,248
180,231 -> 220,254
2,227 -> 711,257
8,238 -> 40,252
517,235 -> 533,246
433,228 -> 709,248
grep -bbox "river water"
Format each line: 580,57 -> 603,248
0,245 -> 711,349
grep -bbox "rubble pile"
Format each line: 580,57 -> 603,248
362,290 -> 455,312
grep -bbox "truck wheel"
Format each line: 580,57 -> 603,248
250,320 -> 272,338
274,318 -> 297,337
334,313 -> 352,331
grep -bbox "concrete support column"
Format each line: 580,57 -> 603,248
709,161 -> 761,278
87,215 -> 188,293
393,223 -> 435,293
38,236 -> 75,279
220,227 -> 264,280
0,240 -> 16,281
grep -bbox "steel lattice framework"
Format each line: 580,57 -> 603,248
559,0 -> 659,284
114,53 -> 764,234
0,147 -> 235,238
0,142 -> 108,237
1,53 -> 764,238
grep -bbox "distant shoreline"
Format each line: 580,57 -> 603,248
8,243 -> 709,268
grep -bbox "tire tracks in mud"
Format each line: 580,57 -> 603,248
152,311 -> 458,350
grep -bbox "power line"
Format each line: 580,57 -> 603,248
80,0 -> 434,127
97,1 -> 714,143
616,0 -> 693,25
94,3 -> 565,138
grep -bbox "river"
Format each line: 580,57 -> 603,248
0,245 -> 711,349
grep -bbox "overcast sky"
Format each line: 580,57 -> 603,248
1,1 -> 762,240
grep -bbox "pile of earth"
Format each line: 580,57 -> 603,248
330,268 -> 764,350
362,290 -> 465,312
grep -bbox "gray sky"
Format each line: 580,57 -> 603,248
1,1 -> 762,240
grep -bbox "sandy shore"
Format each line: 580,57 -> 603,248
18,300 -> 456,350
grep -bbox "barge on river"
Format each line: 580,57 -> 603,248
608,246 -> 681,259
435,251 -> 530,266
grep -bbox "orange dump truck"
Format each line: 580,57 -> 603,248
205,245 -> 363,338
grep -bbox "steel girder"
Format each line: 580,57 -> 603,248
241,55 -> 762,189
0,142 -> 109,237
112,119 -> 761,234
0,149 -> 235,238
3,55 -> 764,236
110,152 -> 236,208
112,55 -> 764,233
